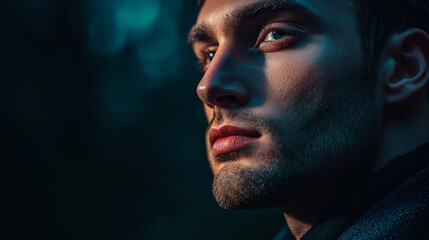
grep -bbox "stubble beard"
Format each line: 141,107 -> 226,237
210,76 -> 381,210
212,135 -> 289,209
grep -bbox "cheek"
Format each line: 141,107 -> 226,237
261,36 -> 364,112
263,45 -> 325,110
204,104 -> 213,122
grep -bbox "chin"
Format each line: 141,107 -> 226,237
210,131 -> 380,210
211,156 -> 294,209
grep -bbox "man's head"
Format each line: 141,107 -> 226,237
189,0 -> 429,209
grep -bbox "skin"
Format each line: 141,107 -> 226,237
189,0 -> 429,238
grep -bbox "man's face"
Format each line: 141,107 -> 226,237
190,0 -> 381,209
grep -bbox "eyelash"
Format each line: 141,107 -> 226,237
256,24 -> 301,51
196,23 -> 302,72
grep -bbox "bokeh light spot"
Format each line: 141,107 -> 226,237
115,0 -> 160,34
89,10 -> 127,55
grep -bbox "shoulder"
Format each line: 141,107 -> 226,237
340,165 -> 429,240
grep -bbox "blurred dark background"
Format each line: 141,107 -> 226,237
1,0 -> 283,239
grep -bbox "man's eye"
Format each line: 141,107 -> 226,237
264,30 -> 293,42
207,51 -> 216,62
197,50 -> 216,72
256,25 -> 303,52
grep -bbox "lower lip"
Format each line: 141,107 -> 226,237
211,135 -> 258,157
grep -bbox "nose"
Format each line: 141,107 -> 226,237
196,50 -> 249,108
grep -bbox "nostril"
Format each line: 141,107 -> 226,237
215,95 -> 240,105
197,74 -> 249,107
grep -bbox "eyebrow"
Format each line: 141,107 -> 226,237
188,0 -> 320,45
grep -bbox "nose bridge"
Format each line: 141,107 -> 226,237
196,45 -> 249,108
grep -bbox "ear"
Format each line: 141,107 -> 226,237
379,28 -> 429,104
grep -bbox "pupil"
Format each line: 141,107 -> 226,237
209,52 -> 215,61
273,31 -> 285,38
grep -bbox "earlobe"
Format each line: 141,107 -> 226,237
382,28 -> 429,104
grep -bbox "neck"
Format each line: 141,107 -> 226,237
281,184 -> 346,239
372,91 -> 429,172
283,214 -> 312,240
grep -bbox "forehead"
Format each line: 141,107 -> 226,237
196,0 -> 356,31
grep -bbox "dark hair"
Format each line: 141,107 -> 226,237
355,0 -> 429,74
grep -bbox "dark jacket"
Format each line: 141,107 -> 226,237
274,143 -> 429,240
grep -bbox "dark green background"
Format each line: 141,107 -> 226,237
1,0 -> 283,239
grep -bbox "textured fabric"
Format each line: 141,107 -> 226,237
272,143 -> 429,240
340,165 -> 429,240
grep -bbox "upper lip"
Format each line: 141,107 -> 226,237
208,125 -> 261,147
